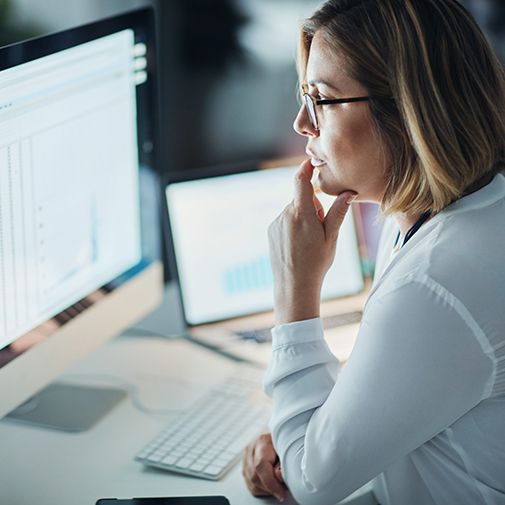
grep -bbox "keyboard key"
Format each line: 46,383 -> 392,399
147,453 -> 165,462
186,449 -> 201,459
175,457 -> 194,469
213,456 -> 233,467
189,462 -> 207,472
161,455 -> 179,465
203,464 -> 224,477
206,448 -> 220,458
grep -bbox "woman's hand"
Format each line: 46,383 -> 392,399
242,432 -> 286,502
268,160 -> 356,324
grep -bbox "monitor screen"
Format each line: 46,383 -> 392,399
0,8 -> 163,421
165,166 -> 364,325
0,29 -> 142,351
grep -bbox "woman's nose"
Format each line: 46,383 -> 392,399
293,103 -> 318,137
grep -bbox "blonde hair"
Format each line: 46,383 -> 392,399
299,0 -> 505,215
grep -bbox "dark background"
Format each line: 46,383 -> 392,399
0,0 -> 319,175
3,0 -> 503,178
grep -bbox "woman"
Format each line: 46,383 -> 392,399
242,1 -> 505,504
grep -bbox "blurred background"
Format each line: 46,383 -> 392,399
2,0 -> 504,174
0,0 -> 320,173
1,0 -> 503,277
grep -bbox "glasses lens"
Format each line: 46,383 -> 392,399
303,93 -> 318,129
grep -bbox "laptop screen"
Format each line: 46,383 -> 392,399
165,165 -> 364,326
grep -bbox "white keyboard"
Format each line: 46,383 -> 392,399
135,368 -> 270,480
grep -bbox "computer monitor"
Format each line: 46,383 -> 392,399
0,8 -> 163,430
164,164 -> 364,326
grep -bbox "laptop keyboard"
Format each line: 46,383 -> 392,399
135,367 -> 270,480
235,309 -> 363,343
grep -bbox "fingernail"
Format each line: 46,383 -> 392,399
346,193 -> 357,205
276,495 -> 285,502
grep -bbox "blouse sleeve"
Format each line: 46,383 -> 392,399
263,275 -> 494,505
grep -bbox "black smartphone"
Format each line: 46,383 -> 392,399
96,497 -> 230,505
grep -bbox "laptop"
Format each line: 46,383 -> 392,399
163,161 -> 368,365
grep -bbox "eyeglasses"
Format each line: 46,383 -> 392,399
302,87 -> 370,130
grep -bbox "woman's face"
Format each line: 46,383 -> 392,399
293,31 -> 389,203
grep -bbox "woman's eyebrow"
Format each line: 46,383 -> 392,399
308,79 -> 343,95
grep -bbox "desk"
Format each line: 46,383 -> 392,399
0,284 -> 377,505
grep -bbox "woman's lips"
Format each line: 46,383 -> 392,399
306,150 -> 326,167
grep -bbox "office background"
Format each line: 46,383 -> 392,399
1,0 -> 504,278
0,3 -> 504,503
0,0 -> 319,174
2,0 -> 504,175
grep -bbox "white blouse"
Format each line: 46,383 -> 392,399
264,174 -> 505,505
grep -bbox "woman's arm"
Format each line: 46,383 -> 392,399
267,160 -> 356,325
264,278 -> 494,505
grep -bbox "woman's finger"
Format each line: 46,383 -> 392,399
243,440 -> 273,496
324,191 -> 356,241
274,462 -> 284,484
313,194 -> 325,221
253,434 -> 286,501
243,435 -> 286,501
254,458 -> 286,502
293,160 -> 316,213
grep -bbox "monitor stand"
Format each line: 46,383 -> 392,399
5,382 -> 127,432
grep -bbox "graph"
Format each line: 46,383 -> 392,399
223,255 -> 273,295
38,195 -> 99,298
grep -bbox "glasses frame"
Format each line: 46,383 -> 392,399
302,88 -> 370,130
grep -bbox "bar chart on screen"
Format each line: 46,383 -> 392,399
223,255 -> 273,295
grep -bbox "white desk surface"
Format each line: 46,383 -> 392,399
0,283 -> 377,505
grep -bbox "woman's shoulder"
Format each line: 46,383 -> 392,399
427,185 -> 505,284
370,194 -> 504,328
371,176 -> 505,314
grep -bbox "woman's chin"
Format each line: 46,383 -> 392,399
315,172 -> 342,196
